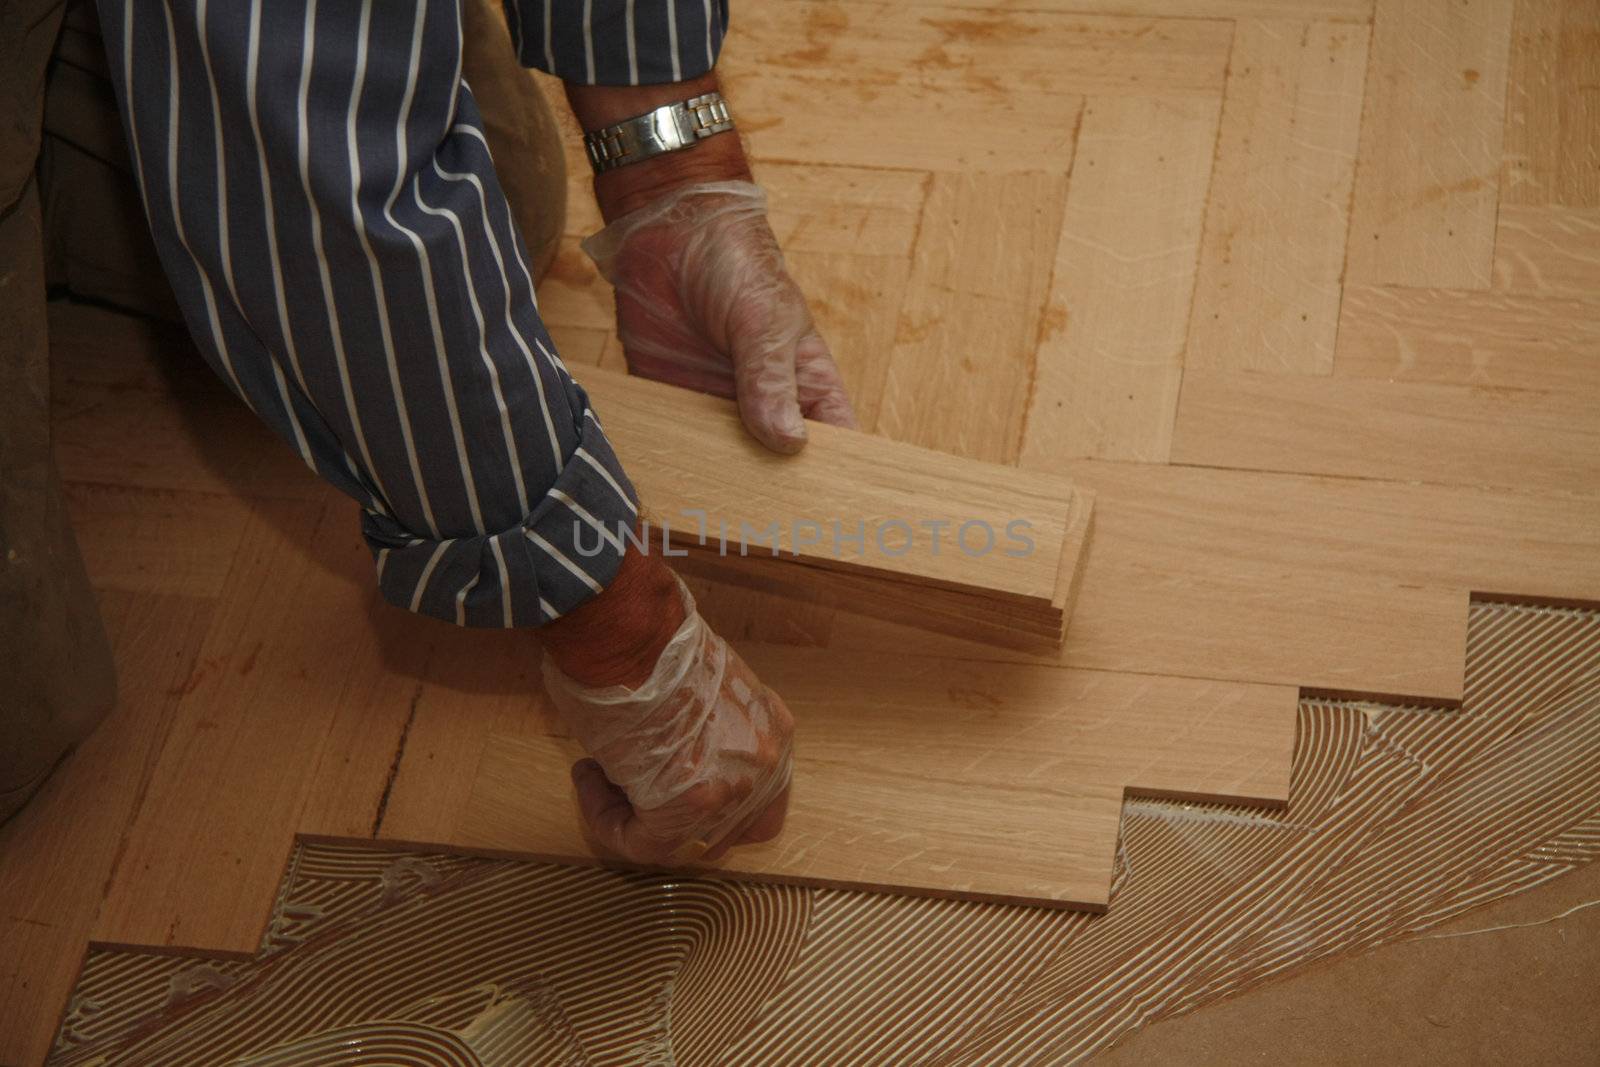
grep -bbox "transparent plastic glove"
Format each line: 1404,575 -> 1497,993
542,578 -> 794,865
582,180 -> 857,454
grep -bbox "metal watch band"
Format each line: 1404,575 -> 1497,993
583,91 -> 735,174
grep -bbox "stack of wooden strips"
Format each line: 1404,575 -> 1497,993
579,368 -> 1095,651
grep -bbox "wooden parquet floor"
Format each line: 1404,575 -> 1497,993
4,1 -> 1598,1061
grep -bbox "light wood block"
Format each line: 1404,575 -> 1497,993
579,367 -> 1090,641
1346,0 -> 1515,288
1019,95 -> 1220,465
761,164 -> 929,256
50,373 -> 321,503
1493,204 -> 1600,296
765,166 -> 930,431
1170,370 -> 1600,493
1058,564 -> 1469,702
829,458 -> 1600,701
61,483 -> 250,600
1092,462 -> 1599,620
877,171 -> 1069,463
830,0 -> 1372,18
376,628 -> 551,845
786,250 -> 911,435
833,532 -> 1472,703
1502,0 -> 1600,207
1185,19 -> 1369,375
1051,462 -> 1600,607
1335,285 -> 1600,395
534,235 -> 616,335
455,656 -> 1299,910
0,591 -> 214,1067
718,5 -> 1230,172
90,496 -> 431,953
543,323 -> 614,369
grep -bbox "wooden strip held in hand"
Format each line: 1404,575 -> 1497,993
577,368 -> 1093,646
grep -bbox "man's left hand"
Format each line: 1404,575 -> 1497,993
567,76 -> 857,453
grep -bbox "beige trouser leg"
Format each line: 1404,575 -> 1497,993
460,0 -> 569,284
0,0 -> 117,824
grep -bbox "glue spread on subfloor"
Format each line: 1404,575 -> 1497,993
46,600 -> 1600,1064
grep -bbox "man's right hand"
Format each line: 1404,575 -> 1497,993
537,543 -> 794,865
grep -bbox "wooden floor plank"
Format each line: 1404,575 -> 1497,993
1334,285 -> 1600,395
1019,95 -> 1220,465
787,250 -> 911,435
455,656 -> 1299,910
50,372 -> 321,504
61,483 -> 250,601
90,496 -> 430,954
877,171 -> 1069,462
533,236 -> 617,337
375,628 -> 548,846
1501,0 -> 1600,207
1059,566 -> 1468,702
766,165 -> 929,433
1185,19 -> 1369,375
829,465 -> 1478,702
1346,0 -> 1515,288
718,4 -> 1229,172
1170,370 -> 1600,493
828,0 -> 1372,19
0,590 -> 214,1067
578,367 -> 1087,630
827,458 -> 1600,699
1493,204 -> 1600,296
761,164 -> 930,255
1065,462 -> 1600,606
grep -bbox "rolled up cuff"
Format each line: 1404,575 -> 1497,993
362,403 -> 640,628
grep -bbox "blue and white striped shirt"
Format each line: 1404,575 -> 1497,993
98,0 -> 730,626
506,0 -> 729,85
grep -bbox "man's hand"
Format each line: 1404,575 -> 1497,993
567,76 -> 857,453
537,543 -> 794,865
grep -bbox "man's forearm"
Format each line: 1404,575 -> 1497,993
540,75 -> 753,684
565,72 -> 753,221
536,530 -> 686,688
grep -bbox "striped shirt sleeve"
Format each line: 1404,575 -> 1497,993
97,0 -> 640,628
503,0 -> 728,85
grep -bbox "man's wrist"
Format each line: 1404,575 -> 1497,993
537,529 -> 687,689
565,73 -> 753,222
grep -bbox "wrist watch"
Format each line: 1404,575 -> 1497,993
583,91 -> 735,174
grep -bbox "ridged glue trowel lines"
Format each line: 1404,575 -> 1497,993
259,841 -> 487,955
50,951 -> 252,1067
222,988 -> 591,1067
49,604 -> 1600,1064
47,845 -> 491,1067
99,863 -> 811,1065
937,602 -> 1600,1062
577,367 -> 1093,650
